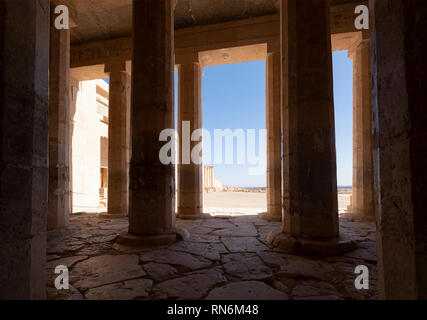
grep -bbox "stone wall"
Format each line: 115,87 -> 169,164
70,79 -> 108,213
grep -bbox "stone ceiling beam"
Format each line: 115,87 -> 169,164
71,1 -> 368,69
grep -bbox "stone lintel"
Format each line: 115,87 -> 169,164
71,2 -> 368,69
104,61 -> 126,73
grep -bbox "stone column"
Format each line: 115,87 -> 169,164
176,54 -> 204,219
48,3 -> 70,230
0,0 -> 49,299
117,0 -> 176,246
99,62 -> 128,218
261,42 -> 282,221
347,37 -> 374,219
268,0 -> 355,255
370,0 -> 427,299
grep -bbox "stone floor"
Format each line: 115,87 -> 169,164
46,213 -> 378,300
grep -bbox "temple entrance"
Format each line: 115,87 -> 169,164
200,61 -> 267,216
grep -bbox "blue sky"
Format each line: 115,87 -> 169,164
175,50 -> 353,188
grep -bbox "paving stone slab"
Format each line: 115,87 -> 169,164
140,249 -> 212,271
47,285 -> 84,300
72,255 -> 146,290
168,241 -> 228,261
276,257 -> 334,280
222,253 -> 272,280
291,281 -> 341,299
85,279 -> 153,300
212,224 -> 258,237
221,237 -> 268,253
152,268 -> 227,300
143,263 -> 178,282
206,281 -> 289,300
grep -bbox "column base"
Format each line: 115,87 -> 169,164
116,231 -> 177,248
96,212 -> 127,219
266,231 -> 357,257
258,212 -> 282,222
342,212 -> 376,222
176,213 -> 211,220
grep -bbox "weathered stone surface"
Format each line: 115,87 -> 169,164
140,249 -> 211,271
206,281 -> 288,300
168,241 -> 227,261
257,251 -> 290,267
46,256 -> 88,272
222,253 -> 272,280
202,219 -> 236,229
44,214 -> 378,300
72,255 -> 146,290
127,0 -> 175,238
221,237 -> 268,253
291,281 -> 340,299
281,0 -> 339,239
344,248 -> 376,263
276,257 -> 334,280
85,279 -> 152,300
212,224 -> 258,237
184,226 -> 214,235
143,263 -> 178,282
153,268 -> 226,300
190,234 -> 221,243
47,285 -> 84,300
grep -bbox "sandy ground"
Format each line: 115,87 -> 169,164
204,191 -> 351,215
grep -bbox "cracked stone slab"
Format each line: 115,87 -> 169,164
206,281 -> 289,300
46,256 -> 89,286
344,248 -> 376,263
85,279 -> 153,300
212,224 -> 258,237
143,263 -> 178,282
276,257 -> 334,280
168,241 -> 228,261
140,249 -> 212,271
152,268 -> 227,300
222,253 -> 272,280
202,219 -> 236,229
46,255 -> 89,271
291,281 -> 341,300
47,284 -> 84,300
190,234 -> 221,243
72,255 -> 146,290
257,251 -> 290,267
184,226 -> 215,235
221,237 -> 268,253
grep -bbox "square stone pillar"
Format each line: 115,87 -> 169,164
117,0 -> 177,247
370,0 -> 427,299
0,0 -> 49,299
176,54 -> 204,219
99,62 -> 128,219
282,0 -> 338,239
48,3 -> 71,230
261,41 -> 282,222
347,37 -> 375,219
268,0 -> 356,256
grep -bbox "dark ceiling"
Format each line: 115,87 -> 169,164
67,0 -> 362,44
